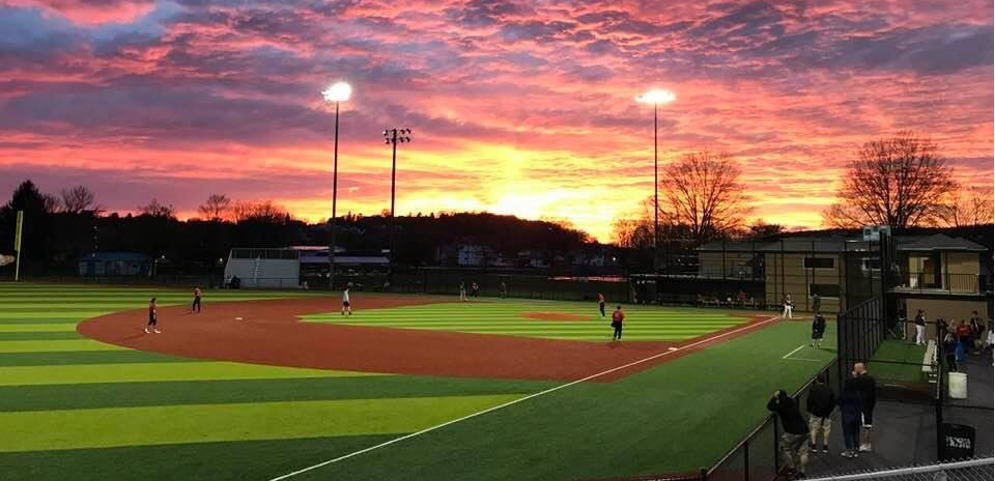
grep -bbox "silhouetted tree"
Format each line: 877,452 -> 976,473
60,185 -> 99,214
658,150 -> 750,244
823,132 -> 956,228
0,180 -> 56,263
940,187 -> 994,227
197,194 -> 232,222
138,198 -> 176,219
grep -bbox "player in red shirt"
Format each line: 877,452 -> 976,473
611,306 -> 625,341
145,297 -> 160,334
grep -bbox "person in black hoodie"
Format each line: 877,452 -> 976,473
810,312 -> 827,349
839,378 -> 863,458
768,390 -> 809,478
806,375 -> 836,454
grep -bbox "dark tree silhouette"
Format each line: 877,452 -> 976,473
60,185 -> 99,214
197,194 -> 232,222
940,187 -> 994,227
138,198 -> 176,218
823,132 -> 956,228
658,150 -> 750,244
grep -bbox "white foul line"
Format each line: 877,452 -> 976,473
782,344 -> 807,359
267,314 -> 782,481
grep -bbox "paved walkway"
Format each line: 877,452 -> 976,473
805,354 -> 993,477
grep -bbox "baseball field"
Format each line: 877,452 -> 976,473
0,283 -> 836,480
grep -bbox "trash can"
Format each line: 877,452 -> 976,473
948,372 -> 968,399
939,423 -> 975,461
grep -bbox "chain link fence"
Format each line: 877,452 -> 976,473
803,458 -> 993,481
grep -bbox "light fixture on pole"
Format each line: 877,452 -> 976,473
635,88 -> 675,274
383,128 -> 411,281
321,81 -> 352,290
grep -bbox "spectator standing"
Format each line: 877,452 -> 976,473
839,379 -> 863,458
988,322 -> 995,366
500,281 -> 508,298
810,293 -> 821,314
767,390 -> 809,477
955,320 -> 971,362
459,282 -> 468,302
852,363 -> 877,452
942,328 -> 958,372
806,375 -> 835,454
914,309 -> 927,346
969,312 -> 984,354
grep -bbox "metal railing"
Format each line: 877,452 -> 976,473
893,272 -> 985,295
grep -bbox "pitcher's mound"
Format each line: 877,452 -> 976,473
521,312 -> 590,321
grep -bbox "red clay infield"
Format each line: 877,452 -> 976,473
78,296 -> 777,382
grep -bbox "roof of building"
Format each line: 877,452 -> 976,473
895,234 -> 987,252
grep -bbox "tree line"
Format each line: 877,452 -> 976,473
0,182 -> 594,276
612,131 -> 993,248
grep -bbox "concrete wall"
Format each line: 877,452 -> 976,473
765,253 -> 843,313
224,258 -> 300,289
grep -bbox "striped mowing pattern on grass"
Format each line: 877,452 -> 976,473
0,283 -> 549,472
304,300 -> 753,341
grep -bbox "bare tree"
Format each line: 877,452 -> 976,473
611,217 -> 653,248
658,150 -> 750,244
230,200 -> 289,223
823,132 -> 957,229
742,219 -> 784,240
139,198 -> 176,218
940,186 -> 994,227
60,185 -> 99,214
198,194 -> 232,222
42,193 -> 62,214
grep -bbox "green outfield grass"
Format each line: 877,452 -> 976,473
868,339 -> 928,383
305,300 -> 754,341
0,283 -> 834,481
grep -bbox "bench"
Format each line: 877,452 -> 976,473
922,340 -> 938,383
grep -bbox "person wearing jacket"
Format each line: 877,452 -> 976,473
806,375 -> 836,454
810,313 -> 827,349
839,378 -> 863,458
852,363 -> 877,452
768,390 -> 809,478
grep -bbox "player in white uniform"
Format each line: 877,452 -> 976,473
341,288 -> 352,315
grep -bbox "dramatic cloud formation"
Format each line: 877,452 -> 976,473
1,0 -> 992,240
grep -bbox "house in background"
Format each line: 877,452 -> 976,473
78,252 -> 149,277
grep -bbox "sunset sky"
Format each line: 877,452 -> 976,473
1,0 -> 992,241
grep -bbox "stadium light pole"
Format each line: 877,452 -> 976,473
383,128 -> 411,281
635,88 -> 675,274
322,81 -> 352,290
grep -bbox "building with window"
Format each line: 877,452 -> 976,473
696,232 -> 991,317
